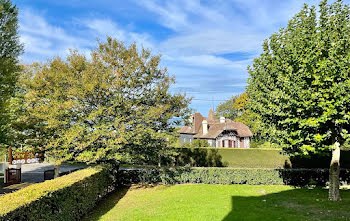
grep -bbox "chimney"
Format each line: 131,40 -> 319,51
202,117 -> 208,134
220,117 -> 225,123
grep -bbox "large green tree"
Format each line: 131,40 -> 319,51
215,95 -> 240,119
247,0 -> 350,201
215,93 -> 273,143
24,38 -> 191,167
0,0 -> 23,146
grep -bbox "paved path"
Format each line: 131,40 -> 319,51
21,163 -> 84,183
1,163 -> 85,195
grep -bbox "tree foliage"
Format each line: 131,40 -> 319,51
215,95 -> 240,119
0,0 -> 23,146
189,139 -> 209,148
247,0 -> 350,155
247,0 -> 350,201
234,93 -> 277,143
22,38 -> 190,165
215,92 -> 273,143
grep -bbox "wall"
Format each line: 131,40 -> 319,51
216,134 -> 238,148
180,134 -> 194,145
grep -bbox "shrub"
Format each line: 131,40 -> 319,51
0,165 -> 117,221
118,167 -> 350,187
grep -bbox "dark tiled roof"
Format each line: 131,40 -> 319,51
179,111 -> 253,138
178,126 -> 195,134
207,108 -> 215,122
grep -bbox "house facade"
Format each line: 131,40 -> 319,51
178,109 -> 253,148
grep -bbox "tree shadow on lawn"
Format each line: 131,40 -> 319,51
83,186 -> 131,221
222,188 -> 350,221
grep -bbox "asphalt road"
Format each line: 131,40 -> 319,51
20,163 -> 85,183
1,163 -> 85,195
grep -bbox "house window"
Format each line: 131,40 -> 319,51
222,140 -> 225,147
228,140 -> 232,148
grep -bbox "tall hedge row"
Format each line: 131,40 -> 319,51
118,167 -> 350,187
168,148 -> 350,168
0,166 -> 117,221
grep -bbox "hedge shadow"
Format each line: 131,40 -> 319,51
222,188 -> 350,221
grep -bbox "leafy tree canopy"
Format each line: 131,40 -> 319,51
0,0 -> 23,146
215,95 -> 240,119
247,1 -> 350,200
247,0 -> 350,156
22,37 -> 191,165
234,93 -> 278,143
189,139 -> 209,148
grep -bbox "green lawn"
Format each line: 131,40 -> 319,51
84,185 -> 350,221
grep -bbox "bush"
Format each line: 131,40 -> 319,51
0,165 -> 118,221
189,139 -> 209,148
118,167 -> 350,187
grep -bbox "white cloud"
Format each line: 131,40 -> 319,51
175,55 -> 252,70
83,18 -> 125,40
81,18 -> 155,50
19,9 -> 93,62
161,30 -> 263,55
138,0 -> 189,31
17,0 -> 327,114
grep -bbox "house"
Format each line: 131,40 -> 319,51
178,109 -> 253,148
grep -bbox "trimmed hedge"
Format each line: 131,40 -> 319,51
169,147 -> 289,168
0,166 -> 117,221
170,148 -> 350,169
118,167 -> 350,187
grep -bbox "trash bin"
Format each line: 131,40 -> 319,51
44,169 -> 55,180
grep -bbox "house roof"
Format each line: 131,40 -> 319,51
178,126 -> 195,134
207,108 -> 215,122
179,110 -> 253,138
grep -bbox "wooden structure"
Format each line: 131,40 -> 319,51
9,147 -> 43,165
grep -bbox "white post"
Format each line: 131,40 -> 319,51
3,162 -> 9,184
54,164 -> 60,178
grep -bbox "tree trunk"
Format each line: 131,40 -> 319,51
329,142 -> 341,201
54,164 -> 60,179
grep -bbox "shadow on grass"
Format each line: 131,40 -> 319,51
222,188 -> 350,221
83,186 -> 130,221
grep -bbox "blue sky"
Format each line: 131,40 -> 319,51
13,0 -> 325,116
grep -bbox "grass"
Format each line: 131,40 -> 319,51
84,184 -> 350,221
